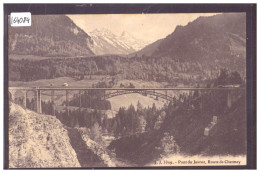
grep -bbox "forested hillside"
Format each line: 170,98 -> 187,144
136,13 -> 246,58
8,15 -> 94,57
108,71 -> 246,165
9,54 -> 245,88
134,13 -> 246,77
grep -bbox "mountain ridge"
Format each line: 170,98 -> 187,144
134,13 -> 246,62
8,15 -> 94,57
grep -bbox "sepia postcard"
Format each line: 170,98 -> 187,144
4,4 -> 256,169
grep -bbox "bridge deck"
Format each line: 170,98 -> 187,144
8,87 -> 246,91
8,86 -> 245,115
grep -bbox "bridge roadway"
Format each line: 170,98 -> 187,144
8,87 -> 245,91
8,86 -> 245,114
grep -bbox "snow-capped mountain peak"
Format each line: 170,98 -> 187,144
119,31 -> 149,51
91,28 -> 115,36
89,28 -> 149,55
120,31 -> 133,38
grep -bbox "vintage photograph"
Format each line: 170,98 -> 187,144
6,9 -> 250,168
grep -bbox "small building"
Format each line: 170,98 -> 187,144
63,83 -> 69,87
204,127 -> 210,136
204,116 -> 218,136
212,116 -> 218,123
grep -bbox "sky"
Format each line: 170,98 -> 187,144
68,13 -> 220,43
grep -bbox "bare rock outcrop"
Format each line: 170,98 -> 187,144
9,102 -> 80,168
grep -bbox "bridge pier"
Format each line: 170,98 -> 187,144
227,90 -> 232,108
51,90 -> 55,116
66,90 -> 69,116
79,90 -> 82,108
23,91 -> 27,108
36,90 -> 42,113
200,91 -> 203,112
8,90 -> 16,102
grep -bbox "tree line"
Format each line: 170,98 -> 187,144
9,55 -> 245,86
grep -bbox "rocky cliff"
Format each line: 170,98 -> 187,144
9,102 -> 80,168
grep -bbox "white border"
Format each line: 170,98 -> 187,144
0,1 -> 258,173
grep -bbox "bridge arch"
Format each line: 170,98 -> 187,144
103,89 -> 176,102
